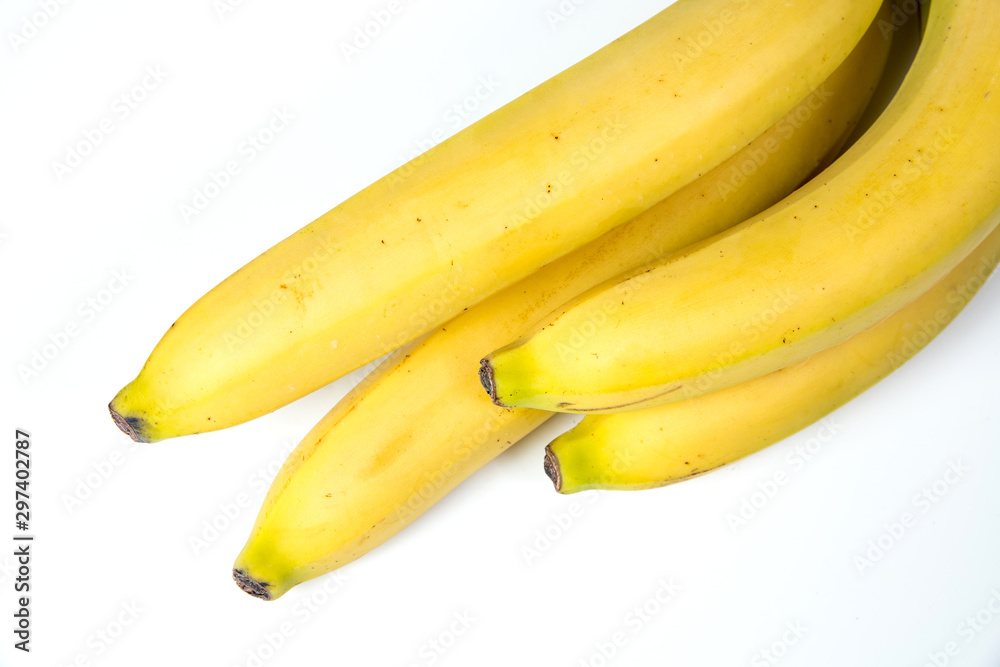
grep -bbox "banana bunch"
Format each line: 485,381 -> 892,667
108,0 -> 1000,603
232,10 -> 892,600
108,0 -> 880,443
480,0 -> 1000,415
515,0 -> 1000,491
545,223 -> 1000,493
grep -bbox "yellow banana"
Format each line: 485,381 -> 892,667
546,222 -> 1000,493
545,0 -> 924,494
231,18 -> 892,601
481,0 -> 1000,415
841,0 -> 923,150
108,0 -> 882,443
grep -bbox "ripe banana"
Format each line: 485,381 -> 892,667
481,0 -> 1000,415
545,0 -> 924,494
546,222 -> 1000,493
230,16 -> 892,601
108,0 -> 882,443
841,0 -> 923,150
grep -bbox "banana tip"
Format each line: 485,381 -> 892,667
108,403 -> 151,443
233,569 -> 273,601
478,358 -> 501,405
543,445 -> 562,493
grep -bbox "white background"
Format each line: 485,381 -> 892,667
2,0 -> 1000,666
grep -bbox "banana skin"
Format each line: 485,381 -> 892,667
230,18 -> 892,600
547,222 -> 1000,493
108,0 -> 882,442
482,0 -> 1000,416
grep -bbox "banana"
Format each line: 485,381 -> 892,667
231,18 -> 892,601
544,0 -> 924,495
841,0 -> 923,150
108,0 -> 882,443
481,0 -> 1000,415
546,222 -> 1000,493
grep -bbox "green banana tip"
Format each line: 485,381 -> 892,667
107,403 -> 151,444
544,444 -> 562,493
233,569 -> 274,601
